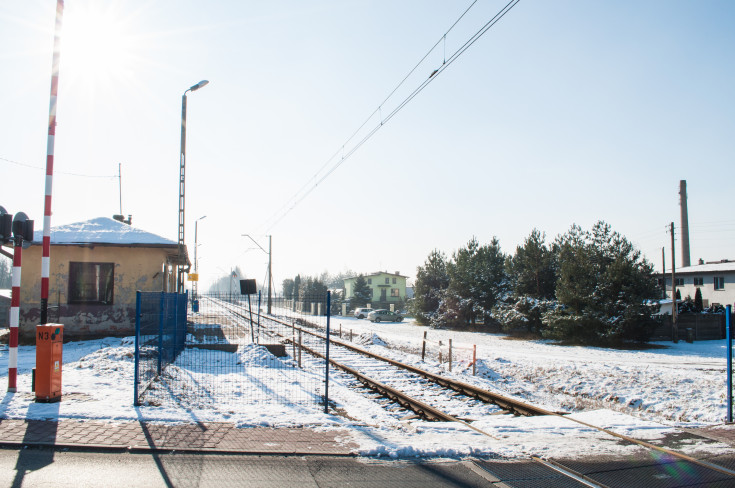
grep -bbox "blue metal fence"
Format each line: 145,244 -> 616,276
134,291 -> 188,406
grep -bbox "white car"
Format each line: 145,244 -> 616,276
353,308 -> 373,319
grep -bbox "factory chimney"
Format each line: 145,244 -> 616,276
679,180 -> 690,268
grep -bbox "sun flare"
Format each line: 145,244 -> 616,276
61,3 -> 139,88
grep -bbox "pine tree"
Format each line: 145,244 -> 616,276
409,249 -> 449,324
545,221 -> 659,344
282,279 -> 295,299
350,274 -> 372,308
694,287 -> 703,312
0,257 -> 11,289
508,229 -> 556,299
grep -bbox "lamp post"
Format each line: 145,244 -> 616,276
193,215 -> 206,299
177,79 -> 209,294
242,234 -> 272,314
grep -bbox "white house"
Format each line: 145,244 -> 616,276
660,259 -> 735,308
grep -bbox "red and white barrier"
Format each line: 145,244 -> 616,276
8,242 -> 22,392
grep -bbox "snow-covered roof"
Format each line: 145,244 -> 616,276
675,261 -> 735,274
32,217 -> 177,247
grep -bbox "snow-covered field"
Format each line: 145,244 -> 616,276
0,316 -> 732,459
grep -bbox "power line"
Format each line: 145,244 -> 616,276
1,156 -> 117,179
259,0 -> 520,233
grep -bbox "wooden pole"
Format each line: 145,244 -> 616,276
448,339 -> 452,372
421,331 -> 427,361
298,328 -> 302,368
473,344 -> 476,376
671,222 -> 678,342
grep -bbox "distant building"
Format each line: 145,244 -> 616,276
344,271 -> 408,310
17,217 -> 189,340
0,289 -> 10,329
658,259 -> 735,308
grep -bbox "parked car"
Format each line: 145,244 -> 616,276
367,309 -> 403,323
353,308 -> 374,319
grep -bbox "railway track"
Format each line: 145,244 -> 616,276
208,299 -> 735,486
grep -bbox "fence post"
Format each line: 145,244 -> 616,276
298,328 -> 302,368
439,340 -> 443,365
727,304 -> 732,423
350,329 -> 353,342
472,344 -> 477,376
324,292 -> 331,414
422,331 -> 427,361
158,291 -> 165,376
448,339 -> 452,372
339,324 -> 342,338
134,291 -> 141,406
292,326 -> 296,361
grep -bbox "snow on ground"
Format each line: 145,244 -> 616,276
0,316 -> 732,459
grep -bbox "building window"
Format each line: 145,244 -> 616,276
69,262 -> 114,305
693,277 -> 704,286
367,278 -> 372,285
392,277 -> 397,284
385,277 -> 390,284
675,278 -> 684,286
390,288 -> 400,297
714,277 -> 725,290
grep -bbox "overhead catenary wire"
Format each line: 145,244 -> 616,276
259,0 -> 520,233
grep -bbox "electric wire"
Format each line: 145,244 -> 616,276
258,1 -> 480,233
1,155 -> 117,179
259,0 -> 520,233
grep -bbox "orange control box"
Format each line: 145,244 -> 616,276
35,324 -> 63,403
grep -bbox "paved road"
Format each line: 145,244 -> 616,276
0,447 -> 497,488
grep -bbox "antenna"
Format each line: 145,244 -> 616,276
118,163 -> 123,215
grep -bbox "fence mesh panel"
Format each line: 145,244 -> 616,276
134,292 -> 188,405
135,292 -> 330,409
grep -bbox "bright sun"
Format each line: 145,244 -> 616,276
61,3 -> 139,88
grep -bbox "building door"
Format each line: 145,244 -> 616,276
380,288 -> 387,302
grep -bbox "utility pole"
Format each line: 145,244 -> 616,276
670,222 -> 678,342
661,247 -> 666,299
267,235 -> 272,315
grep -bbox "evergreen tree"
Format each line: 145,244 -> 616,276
434,237 -> 506,327
282,279 -> 295,299
0,257 -> 11,289
544,221 -> 659,344
350,274 -> 372,308
409,249 -> 449,324
694,287 -> 703,312
508,229 -> 556,299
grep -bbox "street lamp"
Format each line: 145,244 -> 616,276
242,234 -> 272,314
177,80 -> 209,293
193,215 -> 206,299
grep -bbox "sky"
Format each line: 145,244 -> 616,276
1,0 -> 734,291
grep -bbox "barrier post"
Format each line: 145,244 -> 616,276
439,341 -> 443,364
449,339 -> 453,372
298,329 -> 302,368
421,331 -> 427,361
473,344 -> 477,376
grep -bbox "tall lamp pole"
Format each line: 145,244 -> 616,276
177,79 -> 209,294
193,215 -> 206,299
